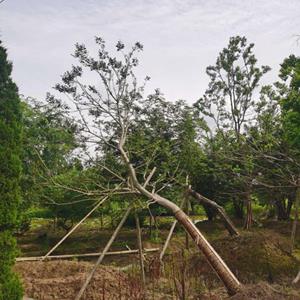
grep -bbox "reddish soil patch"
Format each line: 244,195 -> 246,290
16,260 -> 144,300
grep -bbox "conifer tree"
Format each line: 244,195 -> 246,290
0,41 -> 23,300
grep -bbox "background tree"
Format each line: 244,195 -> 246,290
196,36 -> 270,227
0,41 -> 23,300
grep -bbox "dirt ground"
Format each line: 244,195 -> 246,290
16,260 -> 144,300
15,219 -> 300,299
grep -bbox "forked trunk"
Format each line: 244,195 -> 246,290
188,188 -> 239,236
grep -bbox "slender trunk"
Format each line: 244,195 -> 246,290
135,213 -> 146,286
275,196 -> 290,220
149,215 -> 152,236
185,197 -> 189,250
100,212 -> 104,229
188,188 -> 239,236
244,191 -> 253,230
291,183 -> 300,253
118,144 -> 241,295
287,196 -> 294,219
233,198 -> 244,219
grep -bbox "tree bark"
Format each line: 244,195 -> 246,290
233,198 -> 244,219
185,197 -> 189,250
118,144 -> 241,295
188,188 -> 239,236
291,183 -> 300,253
244,191 -> 253,230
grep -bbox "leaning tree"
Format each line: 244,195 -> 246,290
54,37 -> 241,296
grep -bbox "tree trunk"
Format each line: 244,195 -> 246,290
175,210 -> 241,295
188,188 -> 239,236
203,204 -> 216,221
287,196 -> 294,219
291,184 -> 300,253
119,144 -> 241,295
185,197 -> 189,250
244,192 -> 253,230
275,196 -> 290,220
233,198 -> 244,219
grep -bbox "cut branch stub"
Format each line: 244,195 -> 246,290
188,188 -> 239,236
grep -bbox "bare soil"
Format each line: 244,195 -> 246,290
15,219 -> 300,299
16,260 -> 144,300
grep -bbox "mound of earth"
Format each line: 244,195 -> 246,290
190,230 -> 299,284
15,260 -> 143,300
231,282 -> 300,300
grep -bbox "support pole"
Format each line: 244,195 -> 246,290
135,212 -> 146,286
42,196 -> 108,260
185,197 -> 189,250
160,219 -> 177,262
75,206 -> 132,300
17,248 -> 159,262
160,198 -> 186,261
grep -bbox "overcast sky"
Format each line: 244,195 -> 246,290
0,0 -> 299,104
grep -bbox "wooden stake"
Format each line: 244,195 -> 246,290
75,206 -> 132,300
42,196 -> 109,260
16,248 -> 159,262
160,219 -> 177,262
135,212 -> 146,286
160,198 -> 186,261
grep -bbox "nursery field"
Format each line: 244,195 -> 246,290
16,217 -> 300,299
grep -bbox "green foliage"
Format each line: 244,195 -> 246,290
0,41 -> 23,299
197,35 -> 270,138
277,55 -> 300,148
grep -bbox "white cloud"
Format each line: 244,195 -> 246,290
0,0 -> 299,102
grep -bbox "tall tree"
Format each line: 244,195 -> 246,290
0,41 -> 23,300
54,37 -> 241,296
277,55 -> 300,251
197,35 -> 270,139
196,36 -> 270,227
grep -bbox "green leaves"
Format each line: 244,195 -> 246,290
0,41 -> 23,299
197,35 -> 270,139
